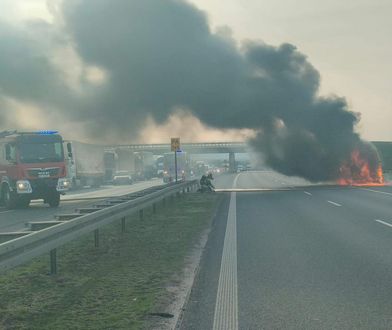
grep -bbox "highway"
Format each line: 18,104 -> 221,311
180,171 -> 392,329
0,179 -> 164,233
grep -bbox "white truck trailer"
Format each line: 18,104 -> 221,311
65,141 -> 105,188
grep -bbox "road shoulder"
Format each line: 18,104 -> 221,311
178,194 -> 231,330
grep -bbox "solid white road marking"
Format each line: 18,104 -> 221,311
215,188 -> 292,192
0,210 -> 14,214
327,200 -> 342,207
375,219 -> 392,228
213,175 -> 239,330
361,188 -> 392,196
304,191 -> 312,196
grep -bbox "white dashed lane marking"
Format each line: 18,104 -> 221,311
327,200 -> 342,207
375,219 -> 392,228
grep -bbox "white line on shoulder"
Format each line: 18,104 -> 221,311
361,188 -> 392,196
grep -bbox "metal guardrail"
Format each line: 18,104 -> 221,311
0,180 -> 199,274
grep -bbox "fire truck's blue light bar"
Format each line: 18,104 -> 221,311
36,130 -> 59,135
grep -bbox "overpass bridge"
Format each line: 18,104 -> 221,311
109,142 -> 248,154
106,141 -> 392,173
107,142 -> 249,172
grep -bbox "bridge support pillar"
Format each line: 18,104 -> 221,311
229,152 -> 236,173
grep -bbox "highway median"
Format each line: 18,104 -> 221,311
0,192 -> 221,329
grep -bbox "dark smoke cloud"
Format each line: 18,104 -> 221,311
0,20 -> 71,105
0,0 -> 378,182
62,0 -> 244,135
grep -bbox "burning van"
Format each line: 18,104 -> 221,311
338,142 -> 384,186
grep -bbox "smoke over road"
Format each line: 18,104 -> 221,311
0,0 -> 381,182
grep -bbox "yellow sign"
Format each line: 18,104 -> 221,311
171,137 -> 181,151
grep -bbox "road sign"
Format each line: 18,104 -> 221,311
171,138 -> 181,182
171,137 -> 181,152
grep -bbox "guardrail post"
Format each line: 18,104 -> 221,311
50,249 -> 57,275
94,229 -> 99,248
121,217 -> 126,233
162,197 -> 166,207
139,209 -> 144,220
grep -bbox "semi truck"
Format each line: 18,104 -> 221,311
134,151 -> 155,180
0,130 -> 70,208
163,151 -> 188,183
64,141 -> 105,188
108,149 -> 156,183
156,156 -> 164,177
112,148 -> 136,184
104,150 -> 116,183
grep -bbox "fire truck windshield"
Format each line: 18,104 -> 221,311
18,142 -> 64,163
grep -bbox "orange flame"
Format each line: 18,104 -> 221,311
338,150 -> 384,186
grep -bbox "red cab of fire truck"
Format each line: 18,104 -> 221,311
0,131 -> 70,209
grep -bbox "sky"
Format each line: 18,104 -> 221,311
0,0 -> 391,142
191,0 -> 392,141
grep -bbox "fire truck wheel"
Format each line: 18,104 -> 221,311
2,185 -> 17,209
48,192 -> 60,208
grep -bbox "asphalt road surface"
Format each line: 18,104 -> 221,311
0,179 -> 164,233
180,171 -> 392,329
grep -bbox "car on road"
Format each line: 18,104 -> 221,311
112,171 -> 133,185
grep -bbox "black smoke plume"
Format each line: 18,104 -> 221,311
0,0 -> 380,182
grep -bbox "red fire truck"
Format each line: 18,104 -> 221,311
0,131 -> 70,208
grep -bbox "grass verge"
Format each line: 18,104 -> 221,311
0,192 -> 221,330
